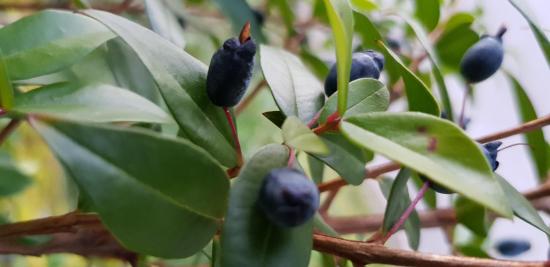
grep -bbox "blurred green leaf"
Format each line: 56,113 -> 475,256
381,168 -> 420,250
435,13 -> 479,70
312,132 -> 371,186
341,112 -> 512,217
35,120 -> 229,258
412,173 -> 436,209
352,11 -> 382,49
0,49 -> 14,109
71,0 -> 91,9
282,116 -> 329,155
509,75 -> 548,180
212,0 -> 265,42
0,160 -> 32,197
260,45 -> 325,123
145,0 -> 186,48
414,0 -> 440,31
322,0 -> 354,114
351,12 -> 439,115
380,42 -> 440,115
400,15 -> 453,120
348,0 -> 378,12
455,197 -> 488,237
509,0 -> 550,67
300,49 -> 330,80
221,144 -> 312,267
0,10 -> 115,80
85,10 -> 237,167
496,175 -> 550,236
267,0 -> 295,33
319,78 -> 389,123
14,83 -> 172,124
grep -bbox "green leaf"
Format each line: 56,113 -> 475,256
348,0 -> 379,12
85,10 -> 237,167
313,213 -> 339,237
412,173 -> 436,209
0,49 -> 14,109
435,13 -> 479,69
455,197 -> 488,237
381,168 -> 420,250
307,155 -> 325,184
34,120 -> 229,258
267,0 -> 295,33
0,10 -> 115,80
0,159 -> 32,197
311,132 -> 371,185
282,116 -> 329,155
144,0 -> 186,48
319,78 -> 389,123
509,75 -> 548,180
221,144 -> 312,267
352,11 -> 382,49
379,42 -> 440,115
414,0 -> 440,31
14,83 -> 172,124
341,112 -> 512,217
400,14 -> 453,121
496,175 -> 550,237
509,0 -> 550,67
322,0 -> 354,114
350,12 -> 439,115
212,0 -> 265,42
260,45 -> 325,123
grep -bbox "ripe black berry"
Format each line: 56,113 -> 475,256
421,141 -> 502,194
258,168 -> 320,228
460,27 -> 506,83
206,23 -> 256,107
496,239 -> 531,256
324,50 -> 385,96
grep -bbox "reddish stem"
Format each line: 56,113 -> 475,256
313,112 -> 341,135
381,181 -> 430,244
223,107 -> 243,176
0,119 -> 21,146
287,147 -> 296,168
307,110 -> 323,128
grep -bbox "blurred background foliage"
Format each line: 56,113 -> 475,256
0,0 -> 548,266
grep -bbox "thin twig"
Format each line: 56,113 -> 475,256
0,119 -> 21,146
235,80 -> 267,116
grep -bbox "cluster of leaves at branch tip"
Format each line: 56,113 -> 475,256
324,50 -> 385,96
258,168 -> 320,228
460,26 -> 507,83
421,141 -> 503,194
206,22 -> 256,107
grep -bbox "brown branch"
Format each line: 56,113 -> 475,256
0,119 -> 21,146
313,234 -> 548,267
319,114 -> 550,193
235,80 -> 267,116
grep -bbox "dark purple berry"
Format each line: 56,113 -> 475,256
324,50 -> 385,96
460,27 -> 506,83
422,141 -> 502,194
496,239 -> 531,256
258,168 -> 320,228
206,23 -> 256,107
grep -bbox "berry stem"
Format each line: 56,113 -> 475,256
287,147 -> 296,168
313,112 -> 340,135
458,84 -> 470,129
223,107 -> 243,168
381,181 -> 430,244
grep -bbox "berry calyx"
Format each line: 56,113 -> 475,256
257,168 -> 320,228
